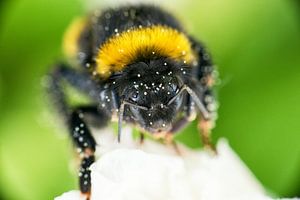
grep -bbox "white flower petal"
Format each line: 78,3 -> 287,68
90,140 -> 268,200
55,129 -> 299,200
54,190 -> 85,200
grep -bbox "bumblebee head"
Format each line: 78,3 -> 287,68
113,59 -> 188,135
124,73 -> 183,134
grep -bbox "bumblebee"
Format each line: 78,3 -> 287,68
47,4 -> 217,198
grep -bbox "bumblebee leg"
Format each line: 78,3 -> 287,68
63,105 -> 112,199
79,155 -> 94,198
198,118 -> 216,152
184,86 -> 217,152
70,108 -> 96,198
170,117 -> 189,133
160,132 -> 181,155
170,94 -> 197,133
139,132 -> 145,144
47,64 -> 111,199
183,82 -> 217,152
199,90 -> 217,152
166,95 -> 197,154
71,105 -> 111,197
189,37 -> 217,152
46,63 -> 102,118
172,140 -> 181,155
75,105 -> 110,129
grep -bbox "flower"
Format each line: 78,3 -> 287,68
55,128 -> 299,200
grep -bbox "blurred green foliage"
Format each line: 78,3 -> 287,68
0,0 -> 299,199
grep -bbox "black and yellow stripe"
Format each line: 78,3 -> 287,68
95,25 -> 195,78
63,19 -> 195,78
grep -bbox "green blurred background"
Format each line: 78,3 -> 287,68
0,0 -> 300,199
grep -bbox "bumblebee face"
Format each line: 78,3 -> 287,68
128,79 -> 183,133
117,60 -> 185,134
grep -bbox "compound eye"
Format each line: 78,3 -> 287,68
129,91 -> 139,103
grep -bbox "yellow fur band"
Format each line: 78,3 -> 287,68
95,25 -> 194,78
